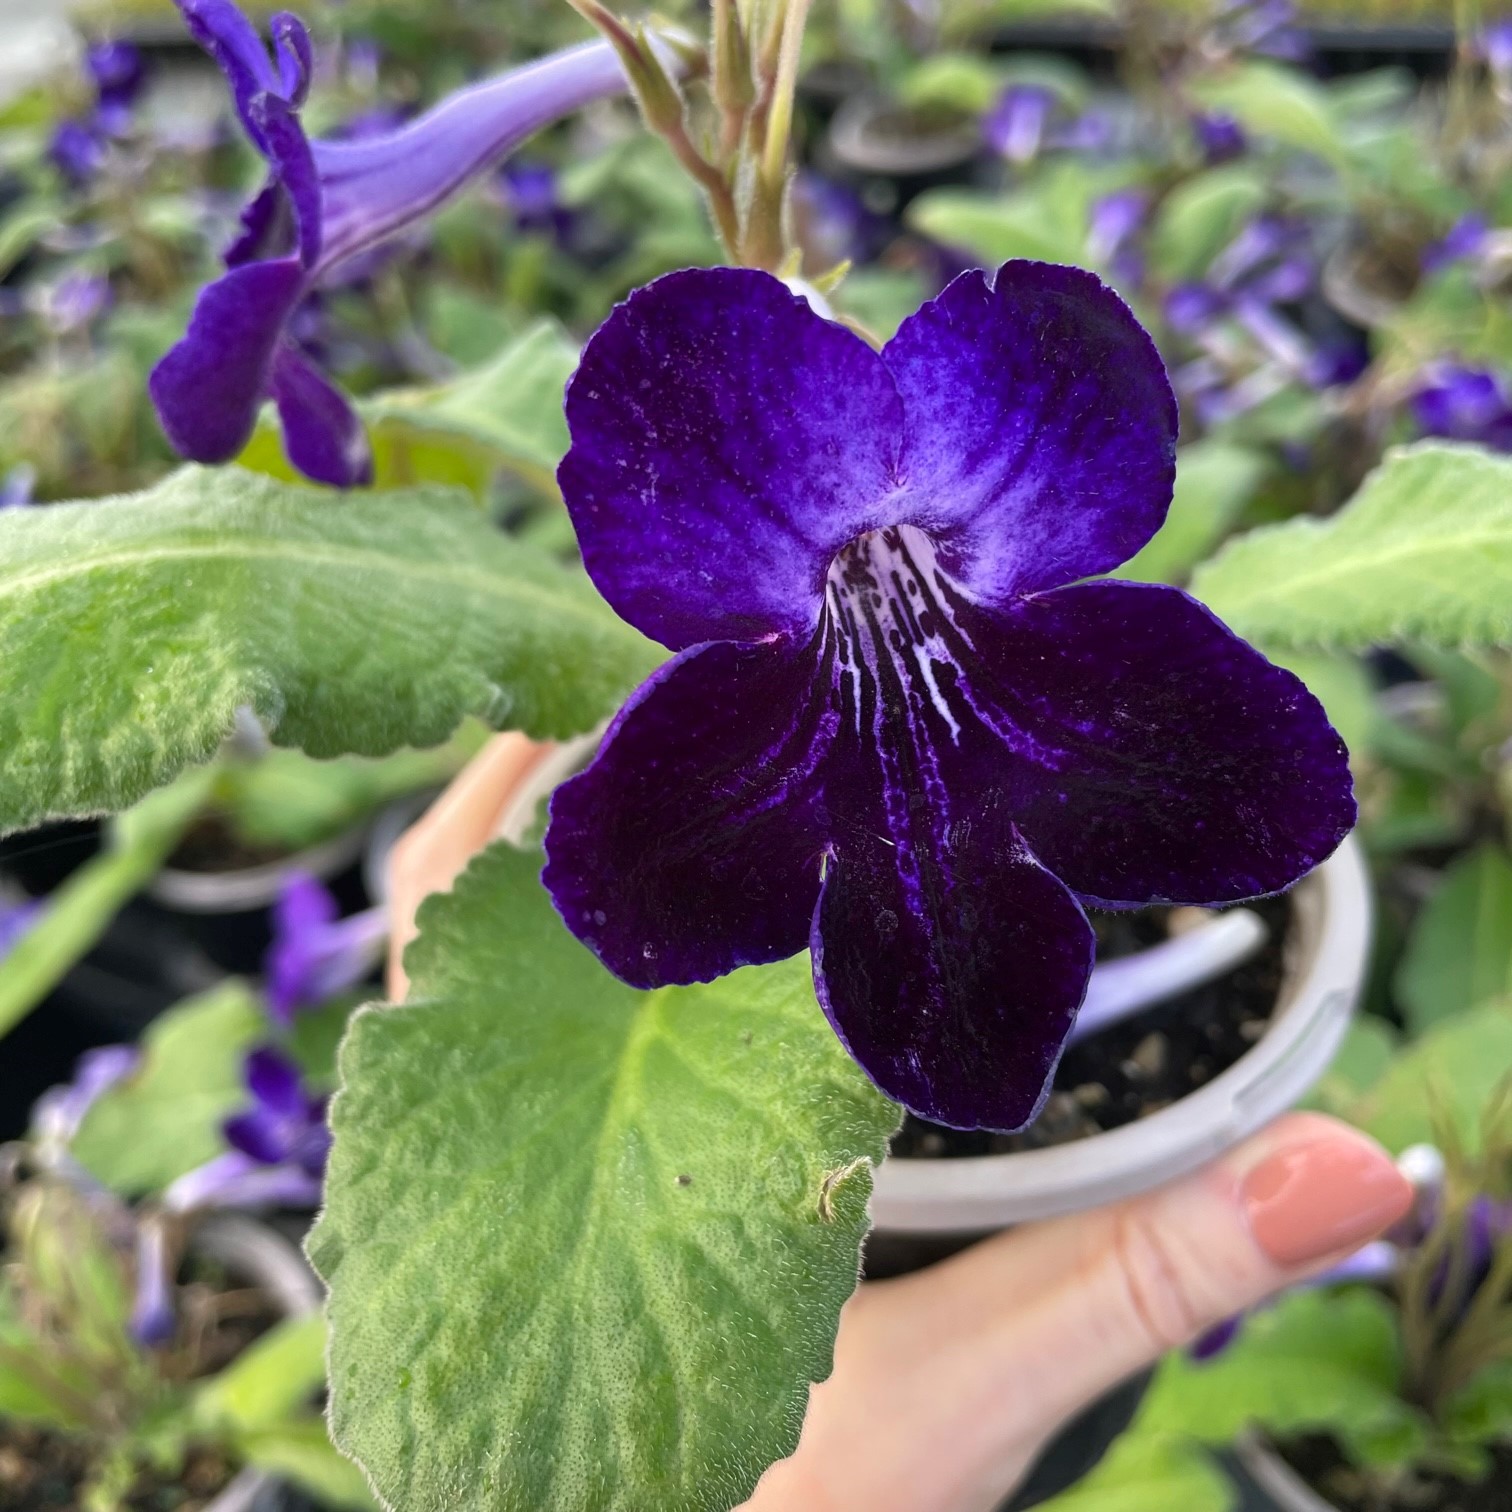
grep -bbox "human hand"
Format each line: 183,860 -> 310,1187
388,735 -> 1414,1512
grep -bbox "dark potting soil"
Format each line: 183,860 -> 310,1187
890,895 -> 1291,1159
0,1426 -> 235,1511
167,813 -> 291,874
1277,1434 -> 1512,1512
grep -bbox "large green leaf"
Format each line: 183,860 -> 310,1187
1395,844 -> 1512,1034
1140,1289 -> 1427,1467
1192,444 -> 1512,649
0,765 -> 213,1039
1191,61 -> 1344,163
312,842 -> 900,1512
0,466 -> 657,836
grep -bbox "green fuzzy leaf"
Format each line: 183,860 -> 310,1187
1148,167 -> 1268,284
194,1313 -> 329,1435
1396,844 -> 1512,1034
1114,440 -> 1266,586
1191,60 -> 1344,162
312,842 -> 900,1512
71,981 -> 267,1193
1140,1289 -> 1427,1467
1352,1004 -> 1512,1154
1034,1430 -> 1233,1512
0,466 -> 657,836
1191,444 -> 1512,650
0,765 -> 212,1039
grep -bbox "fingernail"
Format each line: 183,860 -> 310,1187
1242,1131 -> 1413,1268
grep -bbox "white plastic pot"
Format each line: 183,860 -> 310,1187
146,823 -> 368,914
494,734 -> 1372,1236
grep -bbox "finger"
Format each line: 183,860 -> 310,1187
746,1113 -> 1411,1512
386,732 -> 554,997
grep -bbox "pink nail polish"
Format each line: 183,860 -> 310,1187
1242,1135 -> 1413,1268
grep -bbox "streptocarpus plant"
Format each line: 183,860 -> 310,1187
13,2 -> 1512,1510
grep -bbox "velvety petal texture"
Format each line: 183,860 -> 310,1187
547,263 -> 1354,1132
885,263 -> 1178,604
558,268 -> 904,649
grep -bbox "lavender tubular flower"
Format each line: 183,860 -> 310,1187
542,263 -> 1354,1132
983,85 -> 1055,166
265,872 -> 386,1024
149,0 -> 635,488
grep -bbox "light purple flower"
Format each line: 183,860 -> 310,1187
1422,213 -> 1490,275
0,466 -> 36,509
37,270 -> 112,335
130,1217 -> 177,1347
1478,20 -> 1512,81
86,40 -> 146,135
1412,364 -> 1512,452
541,263 -> 1354,1131
148,0 -> 635,487
983,84 -> 1056,165
264,872 -> 385,1025
1087,189 -> 1148,286
49,120 -> 105,184
31,1043 -> 140,1148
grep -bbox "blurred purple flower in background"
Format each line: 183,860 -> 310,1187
500,159 -> 571,240
49,120 -> 105,185
1192,111 -> 1246,164
149,0 -> 640,486
264,871 -> 386,1025
30,1043 -> 140,1149
1216,0 -> 1310,62
983,84 -> 1055,165
1422,213 -> 1490,275
36,270 -> 112,335
1412,364 -> 1512,451
0,466 -> 37,509
86,40 -> 146,134
1087,189 -> 1148,287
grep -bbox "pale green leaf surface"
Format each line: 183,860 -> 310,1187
0,466 -> 657,835
312,842 -> 901,1512
194,1313 -> 329,1435
1352,1004 -> 1512,1154
1140,1290 -> 1426,1466
1113,440 -> 1265,585
1033,1430 -> 1232,1512
0,765 -> 213,1038
72,982 -> 268,1193
1395,844 -> 1512,1033
1148,167 -> 1268,284
1303,1015 -> 1399,1116
1191,444 -> 1512,649
237,1421 -> 379,1510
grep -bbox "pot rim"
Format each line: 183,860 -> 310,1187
144,822 -> 369,914
1234,1431 -> 1341,1512
493,734 -> 1371,1234
828,91 -> 983,176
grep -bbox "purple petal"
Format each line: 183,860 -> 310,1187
176,0 -> 287,149
1190,1315 -> 1243,1361
250,92 -> 322,268
310,39 -> 629,275
882,262 -> 1177,606
270,12 -> 312,106
270,346 -> 373,488
224,180 -> 290,266
543,639 -> 832,985
164,1149 -> 259,1212
983,84 -> 1054,163
558,267 -> 903,650
224,1106 -> 291,1164
244,1045 -> 307,1117
148,257 -> 307,463
969,581 -> 1355,907
131,1219 -> 177,1347
813,825 -> 1093,1132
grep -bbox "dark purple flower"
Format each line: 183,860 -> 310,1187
983,85 -> 1056,165
541,263 -> 1354,1131
264,872 -> 385,1025
1193,111 -> 1246,164
1423,213 -> 1489,276
49,120 -> 105,184
1165,282 -> 1226,338
221,1045 -> 331,1177
148,0 -> 634,487
1412,364 -> 1512,452
500,159 -> 570,240
86,40 -> 146,134
793,172 -> 886,269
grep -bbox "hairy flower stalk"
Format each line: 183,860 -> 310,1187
543,262 -> 1353,1131
150,0 -> 644,486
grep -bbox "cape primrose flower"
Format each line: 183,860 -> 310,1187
149,0 -> 632,487
543,262 -> 1354,1132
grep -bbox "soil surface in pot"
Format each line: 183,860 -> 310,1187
891,896 -> 1289,1158
1278,1434 -> 1512,1512
0,1426 -> 235,1511
168,814 -> 293,874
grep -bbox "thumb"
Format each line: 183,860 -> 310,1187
935,1113 -> 1413,1490
743,1115 -> 1412,1512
